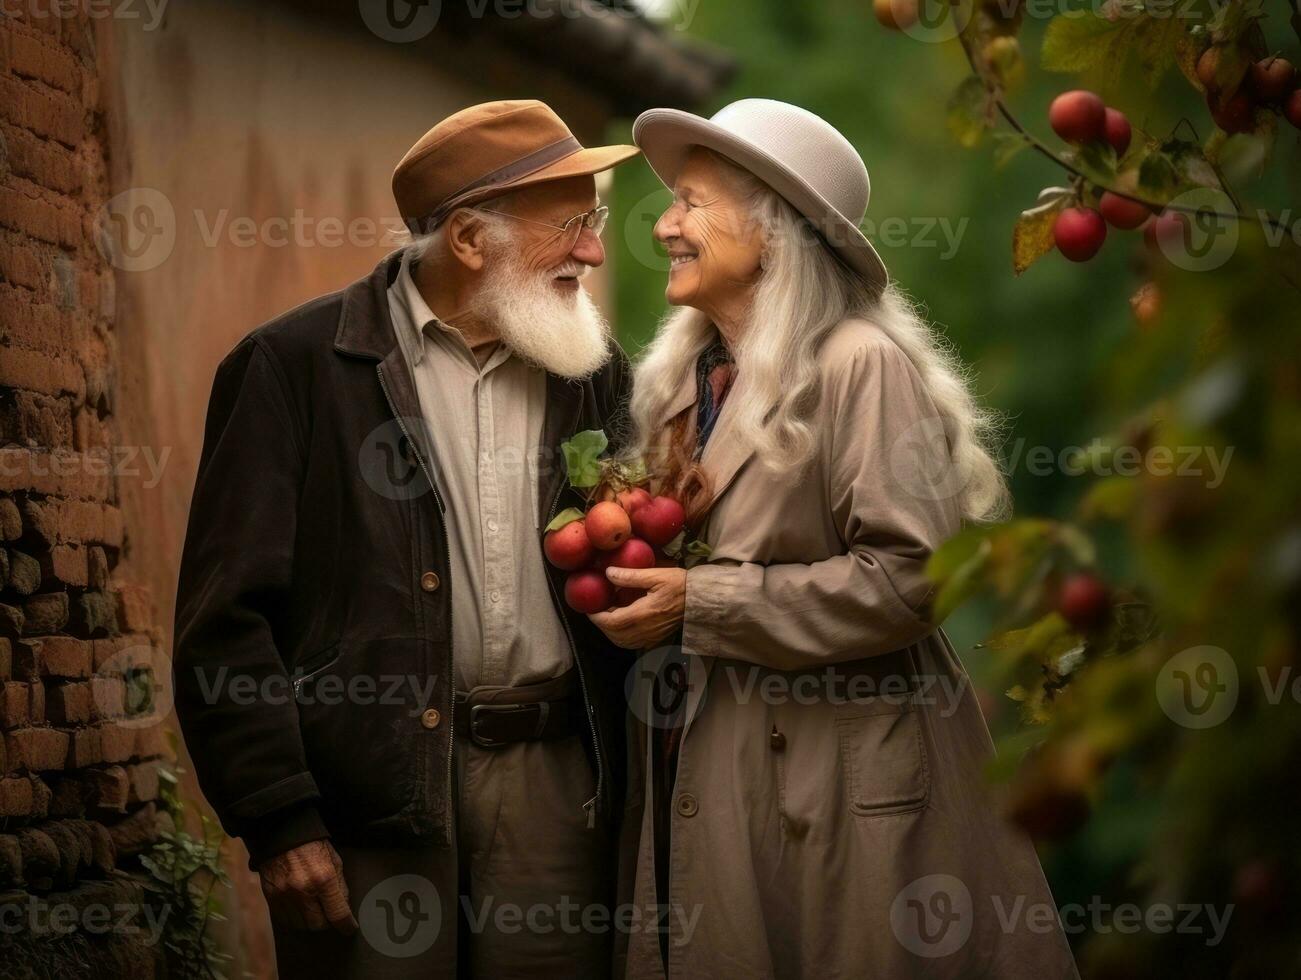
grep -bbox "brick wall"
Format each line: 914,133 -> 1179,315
0,7 -> 170,974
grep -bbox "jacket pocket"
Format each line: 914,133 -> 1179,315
834,695 -> 930,816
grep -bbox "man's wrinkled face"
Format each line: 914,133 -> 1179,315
472,175 -> 612,379
653,149 -> 765,312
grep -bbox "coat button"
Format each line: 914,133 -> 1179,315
770,729 -> 787,752
676,793 -> 699,818
420,571 -> 440,592
420,708 -> 441,729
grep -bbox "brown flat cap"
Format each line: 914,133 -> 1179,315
394,100 -> 639,233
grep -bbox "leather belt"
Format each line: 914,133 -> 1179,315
453,669 -> 582,750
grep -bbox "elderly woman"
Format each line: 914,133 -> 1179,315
591,100 -> 1079,979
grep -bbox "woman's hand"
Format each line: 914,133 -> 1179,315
589,566 -> 687,650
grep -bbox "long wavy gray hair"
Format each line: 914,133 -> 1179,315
627,150 -> 1009,524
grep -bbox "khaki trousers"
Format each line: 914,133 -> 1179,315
272,732 -> 611,979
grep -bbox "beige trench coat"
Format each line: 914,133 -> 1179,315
618,318 -> 1078,979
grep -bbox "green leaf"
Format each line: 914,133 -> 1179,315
1071,141 -> 1119,187
685,539 -> 713,557
561,429 -> 609,488
616,456 -> 649,487
661,530 -> 686,559
545,507 -> 585,533
992,132 -> 1030,169
1041,5 -> 1186,86
932,537 -> 993,622
946,75 -> 992,149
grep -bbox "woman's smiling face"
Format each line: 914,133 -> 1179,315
653,148 -> 766,315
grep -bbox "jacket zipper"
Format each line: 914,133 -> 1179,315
291,649 -> 340,698
543,473 -> 602,827
375,366 -> 456,823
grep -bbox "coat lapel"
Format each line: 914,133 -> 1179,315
697,372 -> 755,510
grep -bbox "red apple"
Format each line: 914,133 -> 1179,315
1049,90 -> 1107,144
617,487 -> 653,515
873,0 -> 918,31
1103,108 -> 1131,155
565,570 -> 614,614
1248,57 -> 1295,102
1098,191 -> 1150,230
631,495 -> 686,548
586,500 -> 632,551
603,537 -> 655,571
1053,207 -> 1107,262
1211,90 -> 1255,134
543,519 -> 593,571
1285,89 -> 1301,129
1057,573 -> 1111,631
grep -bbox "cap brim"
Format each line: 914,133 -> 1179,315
464,143 -> 641,206
632,109 -> 887,290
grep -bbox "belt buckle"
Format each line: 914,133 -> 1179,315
468,702 -> 550,749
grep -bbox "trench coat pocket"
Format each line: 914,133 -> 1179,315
834,695 -> 930,816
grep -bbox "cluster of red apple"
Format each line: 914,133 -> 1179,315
544,489 -> 686,614
1046,90 -> 1151,263
1199,50 -> 1301,136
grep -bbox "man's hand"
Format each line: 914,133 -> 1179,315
589,566 -> 687,650
258,839 -> 358,934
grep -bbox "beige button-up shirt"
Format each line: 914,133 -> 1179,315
387,250 -> 571,692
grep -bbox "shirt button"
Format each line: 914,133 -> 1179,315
420,571 -> 440,592
486,519 -> 499,533
420,708 -> 441,729
770,729 -> 787,752
490,590 -> 501,603
676,794 -> 699,818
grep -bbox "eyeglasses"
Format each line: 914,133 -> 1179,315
475,205 -> 609,252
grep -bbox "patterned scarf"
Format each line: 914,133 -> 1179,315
694,339 -> 736,455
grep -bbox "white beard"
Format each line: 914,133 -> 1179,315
473,245 -> 612,380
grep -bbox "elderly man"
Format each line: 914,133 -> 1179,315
173,101 -> 638,978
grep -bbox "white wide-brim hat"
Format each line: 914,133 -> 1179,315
632,98 -> 888,290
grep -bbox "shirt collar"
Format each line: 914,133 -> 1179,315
394,248 -> 446,367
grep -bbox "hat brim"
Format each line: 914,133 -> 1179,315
459,143 -> 641,209
632,109 -> 888,290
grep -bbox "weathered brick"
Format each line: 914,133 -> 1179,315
99,722 -> 133,764
65,725 -> 99,768
0,601 -> 25,635
6,725 -> 68,770
0,389 -> 75,446
86,545 -> 107,589
92,634 -> 153,673
0,122 -> 81,194
28,676 -> 44,723
0,343 -> 84,397
0,637 -> 11,678
114,585 -> 151,634
45,680 -> 89,724
48,773 -> 88,817
6,548 -> 41,594
17,635 -> 90,678
0,74 -> 86,147
0,498 -> 21,540
0,833 -> 21,886
71,590 -> 114,636
21,592 -> 68,634
0,283 -> 87,353
40,543 -> 87,586
0,448 -> 112,499
15,827 -> 57,887
0,775 -> 34,817
88,764 -> 127,811
132,720 -> 167,761
8,27 -> 82,94
1,680 -> 30,728
88,674 -> 123,719
28,769 -> 49,817
19,497 -> 124,547
106,801 -> 163,857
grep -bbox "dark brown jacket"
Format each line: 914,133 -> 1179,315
174,249 -> 632,865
